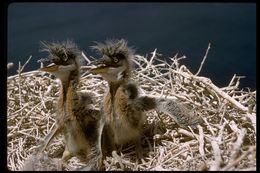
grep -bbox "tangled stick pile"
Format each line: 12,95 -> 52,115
7,49 -> 256,171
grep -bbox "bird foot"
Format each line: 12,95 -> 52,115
135,140 -> 144,161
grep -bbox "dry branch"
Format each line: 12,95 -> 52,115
195,43 -> 211,76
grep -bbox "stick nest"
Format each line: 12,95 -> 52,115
7,49 -> 256,171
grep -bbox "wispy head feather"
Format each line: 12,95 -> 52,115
39,40 -> 81,66
91,39 -> 135,60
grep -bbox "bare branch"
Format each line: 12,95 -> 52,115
195,43 -> 211,76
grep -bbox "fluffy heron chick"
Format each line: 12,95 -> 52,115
89,39 -> 203,159
34,41 -> 104,170
90,39 -> 144,159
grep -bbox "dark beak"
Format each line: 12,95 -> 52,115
89,56 -> 112,74
38,64 -> 59,73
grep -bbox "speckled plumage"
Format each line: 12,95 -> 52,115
35,41 -> 104,170
90,39 -> 203,159
90,39 -> 145,158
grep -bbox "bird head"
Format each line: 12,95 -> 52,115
38,40 -> 82,81
90,39 -> 134,83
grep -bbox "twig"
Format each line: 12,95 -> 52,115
245,113 -> 256,132
195,43 -> 211,76
173,70 -> 249,112
20,55 -> 33,73
39,91 -> 47,109
221,146 -> 256,171
18,61 -> 22,107
149,49 -> 157,66
230,128 -> 247,161
227,74 -> 237,87
202,117 -> 216,136
209,138 -> 222,171
112,151 -> 124,170
197,125 -> 205,158
8,70 -> 42,80
81,51 -> 91,64
216,121 -> 227,142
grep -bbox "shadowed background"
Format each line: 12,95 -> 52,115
7,2 -> 256,89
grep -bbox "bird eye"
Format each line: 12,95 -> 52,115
113,57 -> 119,63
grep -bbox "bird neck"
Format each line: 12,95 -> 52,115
123,66 -> 131,79
108,82 -> 122,99
61,79 -> 78,100
60,70 -> 79,97
108,76 -> 131,101
57,70 -> 79,120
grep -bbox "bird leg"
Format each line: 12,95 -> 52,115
135,137 -> 144,161
58,146 -> 72,170
35,124 -> 61,153
101,125 -> 116,157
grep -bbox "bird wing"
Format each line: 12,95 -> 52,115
130,96 -> 202,129
123,82 -> 202,129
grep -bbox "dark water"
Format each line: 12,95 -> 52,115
7,3 -> 256,89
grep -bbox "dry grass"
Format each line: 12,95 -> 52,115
7,48 -> 256,171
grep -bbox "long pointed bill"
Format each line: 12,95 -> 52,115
89,58 -> 111,74
89,66 -> 110,74
38,64 -> 59,73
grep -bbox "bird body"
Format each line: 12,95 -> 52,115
35,41 -> 103,170
103,83 -> 145,146
90,39 -> 147,158
90,39 -> 202,159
